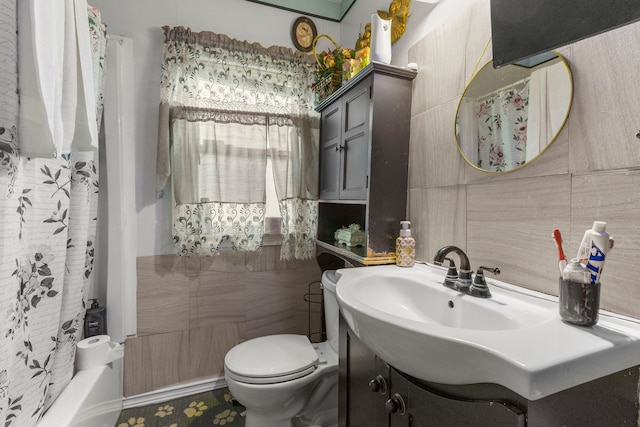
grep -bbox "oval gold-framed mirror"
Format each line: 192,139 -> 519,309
455,52 -> 573,173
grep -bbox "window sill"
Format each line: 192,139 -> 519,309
263,234 -> 283,247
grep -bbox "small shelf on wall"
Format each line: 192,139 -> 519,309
316,239 -> 396,268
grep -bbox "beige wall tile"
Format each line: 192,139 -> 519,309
407,0 -> 640,311
244,271 -> 307,339
198,254 -> 228,274
245,245 -> 287,272
191,273 -> 246,329
568,20 -> 640,172
571,170 -> 640,317
409,100 -> 466,189
409,185 -> 467,263
462,0 -> 492,82
427,185 -> 467,260
407,188 -> 428,258
409,0 -> 489,117
129,249 -> 323,395
408,13 -> 467,115
466,175 -> 571,295
189,323 -> 243,380
203,251 -> 248,274
137,257 -> 190,336
123,331 -> 190,396
137,254 -> 185,276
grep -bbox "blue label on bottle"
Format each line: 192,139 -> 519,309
585,241 -> 605,283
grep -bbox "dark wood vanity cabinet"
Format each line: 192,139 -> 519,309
340,315 -> 639,427
388,369 -> 525,427
315,63 -> 416,269
340,317 -> 524,427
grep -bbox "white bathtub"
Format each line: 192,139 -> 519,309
37,359 -> 123,427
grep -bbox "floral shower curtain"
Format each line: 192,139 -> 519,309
476,80 -> 530,172
0,1 -> 106,425
156,26 -> 319,259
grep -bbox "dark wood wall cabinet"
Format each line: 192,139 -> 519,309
340,316 -> 639,426
315,63 -> 416,270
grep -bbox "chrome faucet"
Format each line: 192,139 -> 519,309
433,246 -> 500,298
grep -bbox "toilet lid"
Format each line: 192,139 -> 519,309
225,335 -> 318,384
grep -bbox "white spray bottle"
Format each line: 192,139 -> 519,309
370,13 -> 392,64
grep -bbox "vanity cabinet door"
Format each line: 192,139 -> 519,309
344,324 -> 389,427
389,368 -> 526,427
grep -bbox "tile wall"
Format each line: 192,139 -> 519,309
124,246 -> 323,396
408,0 -> 640,318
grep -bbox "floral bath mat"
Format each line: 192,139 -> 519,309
116,387 -> 245,427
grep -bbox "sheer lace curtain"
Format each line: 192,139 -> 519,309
156,26 -> 319,259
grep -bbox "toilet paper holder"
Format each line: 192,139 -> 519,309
76,335 -> 124,371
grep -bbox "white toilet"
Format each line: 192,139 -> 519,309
224,270 -> 340,427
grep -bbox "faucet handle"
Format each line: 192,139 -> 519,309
478,266 -> 500,276
469,266 -> 500,298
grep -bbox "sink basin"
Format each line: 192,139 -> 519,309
336,263 -> 640,400
351,272 -> 549,331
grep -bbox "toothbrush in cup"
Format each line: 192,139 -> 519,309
552,229 -> 568,276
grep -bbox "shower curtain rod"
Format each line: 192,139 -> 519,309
476,76 -> 530,101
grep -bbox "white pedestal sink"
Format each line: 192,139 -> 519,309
335,263 -> 640,400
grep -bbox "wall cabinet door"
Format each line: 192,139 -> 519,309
339,78 -> 370,201
319,77 -> 370,201
319,102 -> 342,200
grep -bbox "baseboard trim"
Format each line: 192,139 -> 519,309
123,377 -> 227,409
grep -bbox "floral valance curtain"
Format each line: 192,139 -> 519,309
476,80 -> 530,172
157,26 -> 319,259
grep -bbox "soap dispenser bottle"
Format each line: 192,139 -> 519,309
396,220 -> 415,267
84,299 -> 107,337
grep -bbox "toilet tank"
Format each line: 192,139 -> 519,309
321,270 -> 340,353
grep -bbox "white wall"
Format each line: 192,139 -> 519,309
89,0 -> 464,256
90,0 -> 340,256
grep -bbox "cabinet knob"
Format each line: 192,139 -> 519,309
385,393 -> 406,415
368,375 -> 387,393
334,145 -> 344,151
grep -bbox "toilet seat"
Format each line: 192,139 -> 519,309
225,334 -> 319,385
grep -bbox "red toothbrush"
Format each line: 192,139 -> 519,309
552,229 -> 567,275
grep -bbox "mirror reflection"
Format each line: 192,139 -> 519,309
455,53 -> 573,173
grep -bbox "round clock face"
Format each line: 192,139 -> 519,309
292,17 -> 317,52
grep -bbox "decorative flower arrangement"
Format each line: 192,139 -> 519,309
312,34 -> 355,102
315,47 -> 354,83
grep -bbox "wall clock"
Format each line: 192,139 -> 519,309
291,16 -> 317,53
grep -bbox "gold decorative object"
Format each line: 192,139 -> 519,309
355,23 -> 372,50
377,0 -> 411,44
334,224 -> 366,247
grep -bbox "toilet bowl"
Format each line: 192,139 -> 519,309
224,270 -> 340,427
